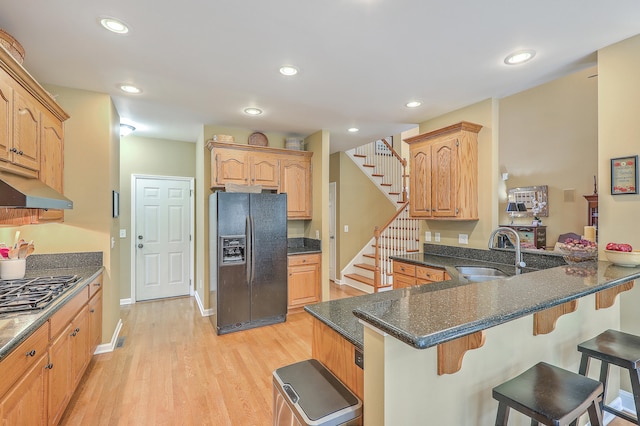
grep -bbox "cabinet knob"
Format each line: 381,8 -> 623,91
75,327 -> 80,333
18,150 -> 23,155
26,349 -> 36,357
71,331 -> 77,337
10,147 -> 17,153
90,309 -> 95,313
45,363 -> 54,370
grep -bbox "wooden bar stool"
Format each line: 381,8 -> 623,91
493,362 -> 603,425
574,329 -> 640,424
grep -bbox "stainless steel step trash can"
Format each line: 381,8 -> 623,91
273,359 -> 362,426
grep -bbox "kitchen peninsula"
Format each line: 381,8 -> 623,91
306,253 -> 640,425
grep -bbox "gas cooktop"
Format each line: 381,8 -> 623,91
0,275 -> 82,316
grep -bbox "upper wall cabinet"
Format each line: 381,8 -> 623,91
207,141 -> 313,220
405,122 -> 482,220
0,46 -> 70,225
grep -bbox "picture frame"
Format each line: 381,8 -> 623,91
112,190 -> 120,218
611,155 -> 638,195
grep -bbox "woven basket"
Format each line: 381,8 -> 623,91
0,29 -> 25,64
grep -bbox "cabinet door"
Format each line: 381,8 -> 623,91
213,149 -> 249,187
431,138 -> 458,217
89,290 -> 103,355
12,89 -> 40,171
48,323 -> 72,426
409,148 -> 432,218
38,111 -> 65,222
281,159 -> 311,219
251,154 -> 280,188
70,305 -> 90,388
0,354 -> 47,425
0,75 -> 12,163
288,255 -> 320,310
393,273 -> 416,289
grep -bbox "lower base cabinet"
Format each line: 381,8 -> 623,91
0,273 -> 103,425
287,253 -> 321,312
393,261 -> 449,289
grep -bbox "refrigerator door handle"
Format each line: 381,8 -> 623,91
250,215 -> 256,284
246,215 -> 251,285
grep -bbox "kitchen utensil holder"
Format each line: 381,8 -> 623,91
0,258 -> 26,280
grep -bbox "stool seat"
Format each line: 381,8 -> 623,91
577,329 -> 640,369
574,329 -> 640,425
493,362 -> 603,426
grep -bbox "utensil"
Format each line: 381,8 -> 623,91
13,231 -> 20,249
25,242 -> 35,258
17,242 -> 28,259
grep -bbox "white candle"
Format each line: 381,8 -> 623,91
584,226 -> 596,242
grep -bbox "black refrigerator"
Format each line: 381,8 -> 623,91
209,191 -> 288,335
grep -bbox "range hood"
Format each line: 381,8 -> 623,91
0,171 -> 73,210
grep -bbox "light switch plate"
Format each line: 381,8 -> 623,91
344,225 -> 349,233
425,231 -> 432,242
459,234 -> 469,244
435,232 -> 441,242
119,229 -> 127,238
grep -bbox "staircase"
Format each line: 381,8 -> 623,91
343,139 -> 419,293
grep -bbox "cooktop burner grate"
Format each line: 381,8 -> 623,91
0,275 -> 82,315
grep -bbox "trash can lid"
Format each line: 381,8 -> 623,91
274,359 -> 360,422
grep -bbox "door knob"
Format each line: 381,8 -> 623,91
138,235 -> 143,240
138,243 -> 144,248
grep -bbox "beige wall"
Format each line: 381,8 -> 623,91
329,152 -> 396,278
598,34 -> 640,393
499,66 -> 598,244
118,136 -> 196,300
417,98 -> 498,249
304,130 -> 330,300
0,85 -> 120,345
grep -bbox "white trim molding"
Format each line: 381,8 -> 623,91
120,298 -> 132,306
94,318 -> 123,355
194,292 -> 213,316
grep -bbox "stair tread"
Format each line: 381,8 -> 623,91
353,154 -> 366,158
344,273 -> 374,286
363,164 -> 375,168
355,263 -> 376,271
363,253 -> 376,259
380,183 -> 392,186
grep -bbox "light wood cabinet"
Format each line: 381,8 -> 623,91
405,122 -> 482,220
38,109 -> 65,222
48,323 -> 72,426
0,273 -> 103,425
393,260 -> 449,290
0,44 -> 70,225
207,141 -> 313,219
287,253 -> 321,312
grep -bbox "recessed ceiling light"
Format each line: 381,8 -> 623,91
244,107 -> 263,116
504,49 -> 536,65
100,18 -> 129,34
405,101 -> 422,108
120,124 -> 136,137
348,127 -> 359,133
279,66 -> 299,76
119,84 -> 142,94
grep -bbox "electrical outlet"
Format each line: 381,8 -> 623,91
435,232 -> 441,242
425,231 -> 432,242
110,237 -> 115,249
344,225 -> 349,233
315,230 -> 320,239
119,229 -> 127,238
459,234 -> 469,244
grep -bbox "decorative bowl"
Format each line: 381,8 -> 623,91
604,250 -> 640,267
557,242 -> 598,264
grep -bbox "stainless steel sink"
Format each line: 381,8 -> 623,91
455,266 -> 510,282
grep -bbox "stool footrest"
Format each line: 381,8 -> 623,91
603,405 -> 639,424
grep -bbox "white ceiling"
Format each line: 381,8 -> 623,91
1,1 -> 640,153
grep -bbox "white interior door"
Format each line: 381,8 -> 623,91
329,182 -> 336,281
135,177 -> 191,301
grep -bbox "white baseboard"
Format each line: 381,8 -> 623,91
194,291 -> 213,316
94,318 -> 122,355
120,298 -> 132,305
585,391 -> 636,426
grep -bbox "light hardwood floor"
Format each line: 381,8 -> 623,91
60,282 -> 366,425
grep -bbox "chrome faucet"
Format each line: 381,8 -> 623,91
488,227 -> 526,274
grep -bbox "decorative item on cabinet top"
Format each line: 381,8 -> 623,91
248,132 -> 269,146
210,134 -> 234,143
0,29 -> 25,64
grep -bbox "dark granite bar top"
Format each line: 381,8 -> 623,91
0,252 -> 104,361
287,237 -> 321,255
305,251 -> 640,350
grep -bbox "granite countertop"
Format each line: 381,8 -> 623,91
287,237 -> 321,255
0,253 -> 104,361
305,251 -> 640,350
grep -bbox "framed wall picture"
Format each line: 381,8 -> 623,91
611,155 -> 638,195
112,190 -> 120,218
